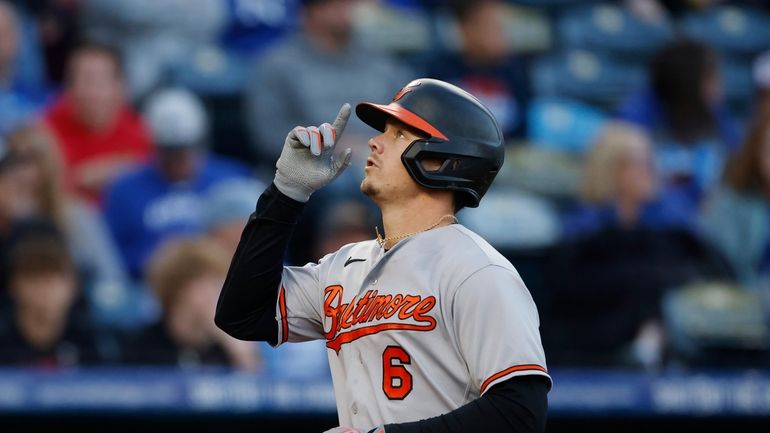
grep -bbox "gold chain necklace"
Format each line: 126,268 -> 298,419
376,214 -> 458,248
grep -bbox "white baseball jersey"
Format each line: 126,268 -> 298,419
274,224 -> 550,427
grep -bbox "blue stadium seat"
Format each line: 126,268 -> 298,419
220,0 -> 298,55
558,3 -> 674,58
86,280 -> 160,330
532,49 -> 646,107
527,97 -> 608,154
680,6 -> 770,57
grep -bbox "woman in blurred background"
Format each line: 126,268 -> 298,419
618,39 -> 740,212
548,121 -> 728,369
4,124 -> 129,301
563,121 -> 693,238
123,238 -> 260,371
701,107 -> 770,290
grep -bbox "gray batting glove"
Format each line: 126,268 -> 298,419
274,104 -> 352,202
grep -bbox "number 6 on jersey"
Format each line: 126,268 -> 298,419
382,346 -> 413,400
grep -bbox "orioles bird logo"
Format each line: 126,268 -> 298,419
392,82 -> 421,102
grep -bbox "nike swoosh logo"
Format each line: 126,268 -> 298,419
344,257 -> 366,267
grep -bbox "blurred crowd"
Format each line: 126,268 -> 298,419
2,0 -> 770,374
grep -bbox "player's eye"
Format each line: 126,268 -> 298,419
397,130 -> 407,140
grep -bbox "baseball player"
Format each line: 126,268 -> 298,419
216,79 -> 551,432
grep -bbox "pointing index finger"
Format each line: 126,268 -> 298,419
331,103 -> 351,141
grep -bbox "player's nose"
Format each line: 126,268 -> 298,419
368,135 -> 383,154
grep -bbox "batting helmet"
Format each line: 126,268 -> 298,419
356,78 -> 504,209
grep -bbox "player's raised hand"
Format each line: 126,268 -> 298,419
274,103 -> 352,202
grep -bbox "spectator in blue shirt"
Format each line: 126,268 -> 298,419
0,1 -> 50,134
563,121 -> 694,239
104,89 -> 252,279
618,39 -> 740,209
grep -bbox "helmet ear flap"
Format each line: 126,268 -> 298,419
401,138 -> 484,209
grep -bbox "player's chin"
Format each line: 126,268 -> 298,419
360,178 -> 378,198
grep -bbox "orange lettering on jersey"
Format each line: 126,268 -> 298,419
323,285 -> 437,353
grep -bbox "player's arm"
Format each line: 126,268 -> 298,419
214,183 -> 304,343
215,104 -> 352,343
383,375 -> 548,433
326,376 -> 547,433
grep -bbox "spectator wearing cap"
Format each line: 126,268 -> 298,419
103,88 -> 252,280
43,42 -> 153,204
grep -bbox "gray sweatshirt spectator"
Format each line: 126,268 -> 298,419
244,0 -> 412,169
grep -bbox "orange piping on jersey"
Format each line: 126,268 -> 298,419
480,364 -> 548,394
326,322 -> 436,353
278,285 -> 288,343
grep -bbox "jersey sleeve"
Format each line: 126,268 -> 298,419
451,265 -> 551,395
275,254 -> 333,346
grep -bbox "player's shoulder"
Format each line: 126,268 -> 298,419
440,226 -> 534,301
441,224 -> 514,271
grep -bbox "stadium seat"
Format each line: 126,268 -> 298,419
353,1 -> 432,55
220,0 -> 299,54
459,186 -> 561,250
527,97 -> 608,154
680,5 -> 770,57
170,46 -> 254,162
558,3 -> 674,58
532,49 -> 646,108
501,145 -> 583,199
86,279 -> 160,330
663,281 -> 770,367
171,45 -> 249,96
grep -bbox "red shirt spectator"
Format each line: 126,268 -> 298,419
44,42 -> 152,203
